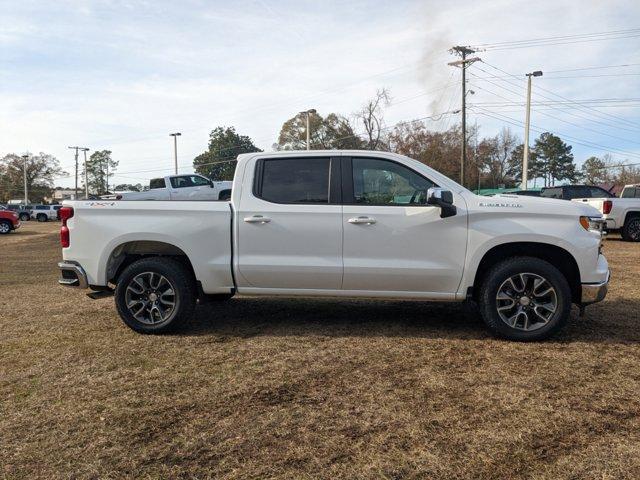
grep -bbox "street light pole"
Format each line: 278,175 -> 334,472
68,146 -> 80,199
21,154 -> 29,204
80,148 -> 90,198
169,133 -> 181,174
299,109 -> 316,150
522,70 -> 543,190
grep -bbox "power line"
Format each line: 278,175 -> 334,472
469,28 -> 640,51
470,105 -> 640,160
479,60 -> 640,130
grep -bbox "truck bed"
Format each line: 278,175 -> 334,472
62,200 -> 234,293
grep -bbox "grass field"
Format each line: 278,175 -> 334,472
1,221 -> 640,479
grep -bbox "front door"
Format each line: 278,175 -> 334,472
341,157 -> 467,295
236,156 -> 343,290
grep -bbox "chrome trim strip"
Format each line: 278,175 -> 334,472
581,270 -> 610,305
58,262 -> 88,289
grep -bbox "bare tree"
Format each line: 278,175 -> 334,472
354,88 -> 391,150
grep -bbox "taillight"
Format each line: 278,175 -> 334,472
60,207 -> 74,247
603,200 -> 612,215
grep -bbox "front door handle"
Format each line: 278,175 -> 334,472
348,216 -> 377,225
244,215 -> 271,224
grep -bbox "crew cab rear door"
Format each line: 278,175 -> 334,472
340,156 -> 467,295
236,155 -> 343,290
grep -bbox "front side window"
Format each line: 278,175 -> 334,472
257,158 -> 330,204
190,175 -> 211,187
351,158 -> 435,205
170,176 -> 195,189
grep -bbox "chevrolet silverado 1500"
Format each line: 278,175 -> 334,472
58,150 -> 610,341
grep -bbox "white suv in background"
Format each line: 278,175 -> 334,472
31,205 -> 61,222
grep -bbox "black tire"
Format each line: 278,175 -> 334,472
0,220 -> 12,234
115,257 -> 196,334
218,189 -> 231,201
478,257 -> 571,341
37,214 -> 47,222
622,215 -> 640,242
19,213 -> 30,221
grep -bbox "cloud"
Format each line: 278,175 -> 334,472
1,0 -> 639,186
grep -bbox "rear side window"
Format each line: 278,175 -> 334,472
255,158 -> 330,204
149,178 -> 165,189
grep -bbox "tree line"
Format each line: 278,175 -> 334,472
193,89 -> 639,189
2,89 -> 638,203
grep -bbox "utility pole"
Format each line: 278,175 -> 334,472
299,109 -> 316,150
80,148 -> 90,199
21,154 -> 29,204
448,47 -> 480,187
522,70 -> 543,190
169,133 -> 181,174
67,146 -> 80,199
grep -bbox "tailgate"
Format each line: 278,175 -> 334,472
572,197 -> 604,213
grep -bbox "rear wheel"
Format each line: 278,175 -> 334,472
0,221 -> 11,234
19,213 -> 30,221
478,257 -> 571,341
622,215 -> 640,242
37,214 -> 47,222
115,257 -> 196,334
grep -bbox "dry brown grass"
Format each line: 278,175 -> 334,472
1,221 -> 640,479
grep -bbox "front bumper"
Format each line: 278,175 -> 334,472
581,270 -> 610,305
58,261 -> 88,289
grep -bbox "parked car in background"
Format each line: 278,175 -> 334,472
59,150 -> 609,341
6,204 -> 33,221
576,185 -> 640,241
116,174 -> 232,201
31,205 -> 60,222
540,185 -> 615,201
0,209 -> 20,234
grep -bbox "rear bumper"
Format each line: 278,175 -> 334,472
58,261 -> 88,289
581,270 -> 610,305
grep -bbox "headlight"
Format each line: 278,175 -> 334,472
580,216 -> 605,235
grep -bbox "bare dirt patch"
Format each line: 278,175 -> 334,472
1,222 -> 639,479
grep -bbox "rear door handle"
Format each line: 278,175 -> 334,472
348,216 -> 377,225
244,215 -> 271,224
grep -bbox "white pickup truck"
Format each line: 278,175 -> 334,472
574,184 -> 640,241
116,174 -> 232,201
57,150 -> 610,341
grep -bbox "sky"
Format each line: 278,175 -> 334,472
1,0 -> 639,189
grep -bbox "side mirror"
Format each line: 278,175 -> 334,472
426,187 -> 457,218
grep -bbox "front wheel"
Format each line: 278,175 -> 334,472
622,215 -> 640,242
37,214 -> 47,222
115,257 -> 196,334
0,221 -> 11,234
19,213 -> 30,221
478,257 -> 571,341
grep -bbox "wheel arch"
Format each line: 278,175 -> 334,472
106,240 -> 196,286
471,242 -> 581,303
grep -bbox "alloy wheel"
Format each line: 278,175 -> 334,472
496,272 -> 558,331
124,272 -> 177,325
